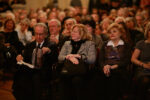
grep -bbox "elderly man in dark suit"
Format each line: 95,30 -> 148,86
13,23 -> 58,100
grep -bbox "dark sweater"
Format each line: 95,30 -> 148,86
99,41 -> 131,72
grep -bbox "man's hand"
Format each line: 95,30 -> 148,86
50,35 -> 59,44
4,43 -> 10,47
42,47 -> 51,54
62,29 -> 70,36
16,54 -> 23,62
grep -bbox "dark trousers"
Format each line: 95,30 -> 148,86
12,71 -> 34,100
102,74 -> 127,100
134,75 -> 150,100
13,70 -> 51,100
59,75 -> 86,100
32,72 -> 42,100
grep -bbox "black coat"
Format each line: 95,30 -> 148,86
0,31 -> 24,54
0,44 -> 17,73
23,40 -> 58,70
13,40 -> 58,100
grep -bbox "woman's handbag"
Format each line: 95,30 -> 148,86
61,59 -> 88,76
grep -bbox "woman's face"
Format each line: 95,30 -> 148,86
71,27 -> 81,41
65,20 -> 74,31
30,19 -> 37,27
108,27 -> 121,40
5,20 -> 14,30
20,23 -> 28,32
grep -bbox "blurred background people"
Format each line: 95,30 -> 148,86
16,18 -> 33,46
0,18 -> 23,54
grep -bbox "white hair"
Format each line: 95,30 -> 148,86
34,23 -> 48,34
115,17 -> 125,23
48,19 -> 61,27
66,18 -> 77,24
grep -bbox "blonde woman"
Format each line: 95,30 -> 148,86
58,24 -> 96,100
59,24 -> 96,64
98,23 -> 131,100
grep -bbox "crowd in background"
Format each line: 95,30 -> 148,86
0,0 -> 150,100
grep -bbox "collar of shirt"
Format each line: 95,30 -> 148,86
107,39 -> 124,47
55,34 -> 59,40
36,41 -> 44,48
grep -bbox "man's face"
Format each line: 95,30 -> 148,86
65,20 -> 74,30
136,16 -> 142,25
85,24 -> 93,34
48,21 -> 60,35
126,20 -> 134,29
34,26 -> 46,43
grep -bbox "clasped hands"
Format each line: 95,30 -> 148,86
103,64 -> 118,77
65,54 -> 81,65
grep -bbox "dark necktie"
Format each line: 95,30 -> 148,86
34,43 -> 41,68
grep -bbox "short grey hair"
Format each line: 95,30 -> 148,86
115,16 -> 125,23
100,18 -> 113,26
20,18 -> 30,26
66,18 -> 77,24
48,19 -> 61,27
34,23 -> 48,34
